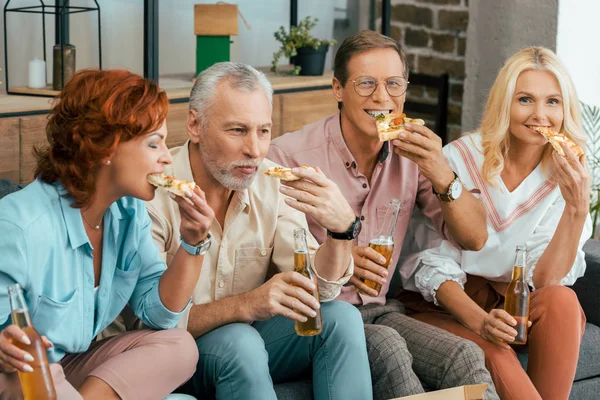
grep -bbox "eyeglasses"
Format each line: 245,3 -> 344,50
350,76 -> 409,97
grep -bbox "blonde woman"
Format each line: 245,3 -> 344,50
398,47 -> 591,400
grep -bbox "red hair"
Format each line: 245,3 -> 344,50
34,69 -> 169,208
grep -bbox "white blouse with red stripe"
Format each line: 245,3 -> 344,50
401,133 -> 592,305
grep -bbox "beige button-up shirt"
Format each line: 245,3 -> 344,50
147,141 -> 353,329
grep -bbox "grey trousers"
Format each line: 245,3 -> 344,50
359,300 -> 499,400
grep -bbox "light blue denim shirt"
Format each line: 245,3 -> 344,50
0,179 -> 186,363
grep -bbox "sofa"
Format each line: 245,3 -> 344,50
274,239 -> 600,400
1,180 -> 599,399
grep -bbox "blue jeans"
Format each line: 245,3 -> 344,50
188,300 -> 372,400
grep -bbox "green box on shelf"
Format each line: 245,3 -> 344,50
194,4 -> 238,75
196,36 -> 230,75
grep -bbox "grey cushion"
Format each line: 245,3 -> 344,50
570,376 -> 600,400
574,240 -> 600,327
516,323 -> 600,382
0,179 -> 25,200
274,380 -> 312,400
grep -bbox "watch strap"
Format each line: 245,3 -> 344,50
180,234 -> 212,256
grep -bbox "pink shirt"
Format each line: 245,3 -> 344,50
268,113 -> 448,306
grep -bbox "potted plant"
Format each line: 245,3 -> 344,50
271,16 -> 336,76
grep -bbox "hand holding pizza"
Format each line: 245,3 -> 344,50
552,142 -> 590,214
277,166 -> 356,233
391,123 -> 455,193
170,185 -> 215,245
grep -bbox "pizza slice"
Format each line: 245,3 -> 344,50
531,126 -> 584,158
264,165 -> 316,181
375,113 -> 425,142
147,173 -> 197,197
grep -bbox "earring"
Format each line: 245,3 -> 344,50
106,160 -> 111,166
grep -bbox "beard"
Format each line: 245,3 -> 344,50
197,139 -> 261,191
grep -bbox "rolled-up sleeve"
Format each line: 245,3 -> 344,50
525,196 -> 592,289
400,209 -> 465,305
129,210 -> 189,329
270,189 -> 352,301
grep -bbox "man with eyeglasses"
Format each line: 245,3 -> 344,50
268,30 -> 498,399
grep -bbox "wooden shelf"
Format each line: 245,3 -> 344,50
9,86 -> 60,97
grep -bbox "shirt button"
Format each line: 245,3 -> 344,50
360,216 -> 365,221
345,162 -> 350,167
221,243 -> 225,248
362,183 -> 367,188
218,281 -> 225,288
260,249 -> 267,256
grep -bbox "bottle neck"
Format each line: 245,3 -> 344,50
8,284 -> 33,328
512,250 -> 527,281
375,200 -> 401,239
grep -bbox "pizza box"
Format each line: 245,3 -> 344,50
391,384 -> 488,400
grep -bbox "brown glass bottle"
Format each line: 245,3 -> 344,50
504,246 -> 530,345
8,283 -> 56,400
293,228 -> 322,336
358,198 -> 401,296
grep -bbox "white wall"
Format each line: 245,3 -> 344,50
556,0 -> 600,106
0,0 -> 337,92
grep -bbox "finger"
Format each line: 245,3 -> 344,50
487,325 -> 516,343
349,276 -> 379,297
280,271 -> 316,292
527,321 -> 532,327
284,197 -> 318,215
3,325 -> 30,346
281,287 -> 320,316
392,130 -> 437,152
393,146 -> 423,163
289,167 -> 330,187
358,247 -> 388,266
355,256 -> 388,278
282,179 -> 322,197
41,336 -> 53,349
177,194 -> 213,223
353,266 -> 387,286
169,191 -> 194,206
0,360 -> 17,373
492,309 -> 516,325
272,302 -> 310,323
0,339 -> 35,369
0,352 -> 33,373
279,185 -> 319,206
404,122 -> 440,141
561,142 -> 580,166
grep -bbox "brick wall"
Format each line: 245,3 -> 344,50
379,0 -> 469,140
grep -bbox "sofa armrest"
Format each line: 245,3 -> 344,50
572,239 -> 600,326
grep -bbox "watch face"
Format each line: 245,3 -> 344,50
352,218 -> 362,239
450,180 -> 463,199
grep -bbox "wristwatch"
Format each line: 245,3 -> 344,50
433,172 -> 463,203
327,216 -> 362,240
180,234 -> 212,256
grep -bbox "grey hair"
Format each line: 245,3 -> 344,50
189,62 -> 273,123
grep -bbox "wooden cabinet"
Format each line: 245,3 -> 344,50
1,89 -> 338,184
0,118 -> 20,182
275,89 -> 338,138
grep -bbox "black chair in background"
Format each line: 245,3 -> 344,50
404,72 -> 450,145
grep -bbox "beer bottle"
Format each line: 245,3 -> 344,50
8,283 -> 56,400
293,228 -> 322,336
358,198 -> 401,296
504,246 -> 530,345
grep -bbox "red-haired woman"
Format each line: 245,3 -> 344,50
0,69 -> 214,399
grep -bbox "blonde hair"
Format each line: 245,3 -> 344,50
480,47 -> 585,185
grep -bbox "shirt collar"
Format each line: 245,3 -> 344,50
56,183 -> 123,250
174,140 -> 251,214
329,112 -> 390,169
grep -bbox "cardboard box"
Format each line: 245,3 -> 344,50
194,4 -> 238,36
391,384 -> 487,400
